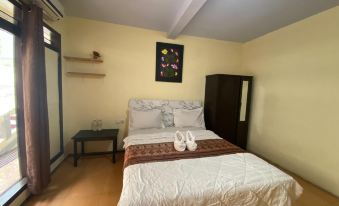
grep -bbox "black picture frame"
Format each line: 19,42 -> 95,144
155,42 -> 184,83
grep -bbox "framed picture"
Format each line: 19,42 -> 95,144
155,42 -> 184,83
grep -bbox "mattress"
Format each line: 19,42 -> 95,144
118,129 -> 303,206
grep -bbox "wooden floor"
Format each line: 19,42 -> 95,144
24,153 -> 339,206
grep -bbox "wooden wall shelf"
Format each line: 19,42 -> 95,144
67,72 -> 106,77
64,56 -> 103,63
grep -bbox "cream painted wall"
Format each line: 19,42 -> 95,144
7,16 -> 241,206
61,17 -> 242,151
44,6 -> 339,197
242,6 -> 339,196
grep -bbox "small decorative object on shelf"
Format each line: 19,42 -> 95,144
92,51 -> 101,59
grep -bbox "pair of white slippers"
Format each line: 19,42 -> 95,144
174,130 -> 197,152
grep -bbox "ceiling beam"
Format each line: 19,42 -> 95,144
167,0 -> 207,39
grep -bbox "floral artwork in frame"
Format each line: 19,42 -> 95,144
155,42 -> 184,83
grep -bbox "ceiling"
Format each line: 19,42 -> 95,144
60,0 -> 339,42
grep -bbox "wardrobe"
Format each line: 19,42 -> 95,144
204,74 -> 253,149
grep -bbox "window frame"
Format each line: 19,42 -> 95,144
0,0 -> 22,36
0,0 -> 25,205
43,22 -> 64,164
0,17 -> 20,35
0,1 -> 64,204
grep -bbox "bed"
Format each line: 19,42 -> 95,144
118,99 -> 303,206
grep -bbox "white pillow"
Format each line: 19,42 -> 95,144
173,108 -> 205,128
129,109 -> 163,131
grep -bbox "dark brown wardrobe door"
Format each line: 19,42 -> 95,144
205,75 -> 241,145
204,75 -> 221,133
215,76 -> 241,144
205,74 -> 253,149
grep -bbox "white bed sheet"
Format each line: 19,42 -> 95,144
118,129 -> 303,206
125,128 -> 218,148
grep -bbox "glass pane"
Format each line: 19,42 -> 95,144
0,0 -> 21,25
45,47 -> 61,159
239,81 -> 249,121
0,0 -> 14,21
43,26 -> 52,44
0,28 -> 21,195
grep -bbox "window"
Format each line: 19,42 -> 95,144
0,0 -> 22,198
0,0 -> 16,23
43,25 -> 60,50
43,26 -> 52,44
43,23 -> 63,164
0,0 -> 21,36
0,27 -> 21,196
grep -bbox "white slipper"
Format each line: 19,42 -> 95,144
174,131 -> 186,152
186,131 -> 197,151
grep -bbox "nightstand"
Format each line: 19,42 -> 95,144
72,129 -> 118,167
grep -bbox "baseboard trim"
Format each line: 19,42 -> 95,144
51,154 -> 66,173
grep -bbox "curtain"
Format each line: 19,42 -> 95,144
21,4 -> 50,194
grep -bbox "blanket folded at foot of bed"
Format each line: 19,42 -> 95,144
124,139 -> 245,168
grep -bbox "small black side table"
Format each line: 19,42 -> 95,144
72,129 -> 119,167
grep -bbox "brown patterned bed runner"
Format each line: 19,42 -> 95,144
124,139 -> 245,169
